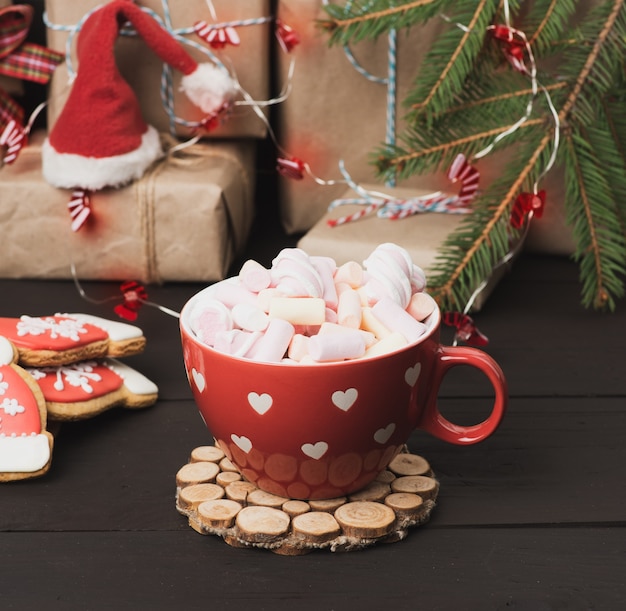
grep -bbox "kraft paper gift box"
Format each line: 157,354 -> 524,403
276,0 -> 576,256
44,0 -> 270,139
297,185 -> 513,311
0,132 -> 256,282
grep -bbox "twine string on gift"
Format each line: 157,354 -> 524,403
70,134 -> 252,317
133,133 -> 253,284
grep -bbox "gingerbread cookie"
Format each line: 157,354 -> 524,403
0,336 -> 54,482
25,358 -> 159,421
0,313 -> 146,367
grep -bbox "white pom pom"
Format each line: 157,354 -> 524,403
180,64 -> 237,114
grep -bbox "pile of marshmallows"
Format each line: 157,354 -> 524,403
188,243 -> 437,363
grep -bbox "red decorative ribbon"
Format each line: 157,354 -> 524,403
196,100 -> 232,133
194,21 -> 240,49
0,4 -> 63,152
114,281 -> 148,321
491,24 -> 527,73
510,190 -> 545,229
275,19 -> 300,53
276,156 -> 306,180
443,312 -> 489,346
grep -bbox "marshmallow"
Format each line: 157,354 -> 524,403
271,248 -> 324,297
288,333 -> 310,361
269,297 -> 326,326
190,298 -> 233,346
337,288 -> 363,329
407,292 -> 437,321
319,322 -> 376,347
232,302 -> 269,332
250,318 -> 295,363
214,329 -> 262,358
334,261 -> 363,288
360,307 -> 392,339
189,243 -> 435,364
239,259 -> 272,292
311,255 -> 339,308
308,329 -> 366,362
363,243 -> 414,308
256,288 -> 285,313
213,280 -> 257,308
371,297 -> 428,344
362,331 -> 408,359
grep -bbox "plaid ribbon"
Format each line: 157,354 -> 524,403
0,4 -> 63,84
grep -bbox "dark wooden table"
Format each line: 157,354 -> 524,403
1,231 -> 625,609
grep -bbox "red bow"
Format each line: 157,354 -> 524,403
114,281 -> 148,321
491,24 -> 527,73
510,190 -> 545,229
275,19 -> 300,53
443,312 -> 489,346
197,101 -> 232,133
276,156 -> 307,180
194,21 -> 240,49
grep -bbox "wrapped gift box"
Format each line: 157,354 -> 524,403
297,185 -> 515,311
0,132 -> 256,282
276,0 -> 576,256
45,0 -> 271,139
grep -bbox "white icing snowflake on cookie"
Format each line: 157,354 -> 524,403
27,362 -> 102,394
16,316 -> 88,342
1,397 -> 26,416
0,373 -> 8,396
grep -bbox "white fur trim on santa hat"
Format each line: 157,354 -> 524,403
42,126 -> 163,191
0,434 -> 51,473
180,63 -> 237,115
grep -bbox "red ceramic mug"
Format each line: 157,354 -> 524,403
180,289 -> 507,500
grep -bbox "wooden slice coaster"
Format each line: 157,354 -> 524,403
175,446 -> 438,554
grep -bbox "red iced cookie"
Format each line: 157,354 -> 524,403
0,336 -> 54,482
25,358 -> 159,421
0,313 -> 146,367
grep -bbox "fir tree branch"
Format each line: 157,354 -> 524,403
527,0 -> 560,47
563,127 -> 626,310
412,0 -> 491,113
562,0 -> 624,119
382,118 -> 543,175
431,127 -> 555,306
325,0 -> 437,28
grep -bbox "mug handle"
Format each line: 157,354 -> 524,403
418,345 -> 507,444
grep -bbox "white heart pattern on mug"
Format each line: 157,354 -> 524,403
191,368 -> 206,393
231,434 -> 252,454
374,423 -> 396,444
404,362 -> 422,387
301,441 -> 328,460
331,388 -> 358,412
247,392 -> 273,415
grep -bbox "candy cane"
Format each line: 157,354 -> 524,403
68,190 -> 91,232
447,153 -> 480,204
194,21 -> 240,48
326,200 -> 385,227
0,119 -> 26,164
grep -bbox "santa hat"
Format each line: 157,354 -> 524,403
42,0 -> 236,191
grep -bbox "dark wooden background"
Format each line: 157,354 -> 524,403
2,209 -> 625,609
